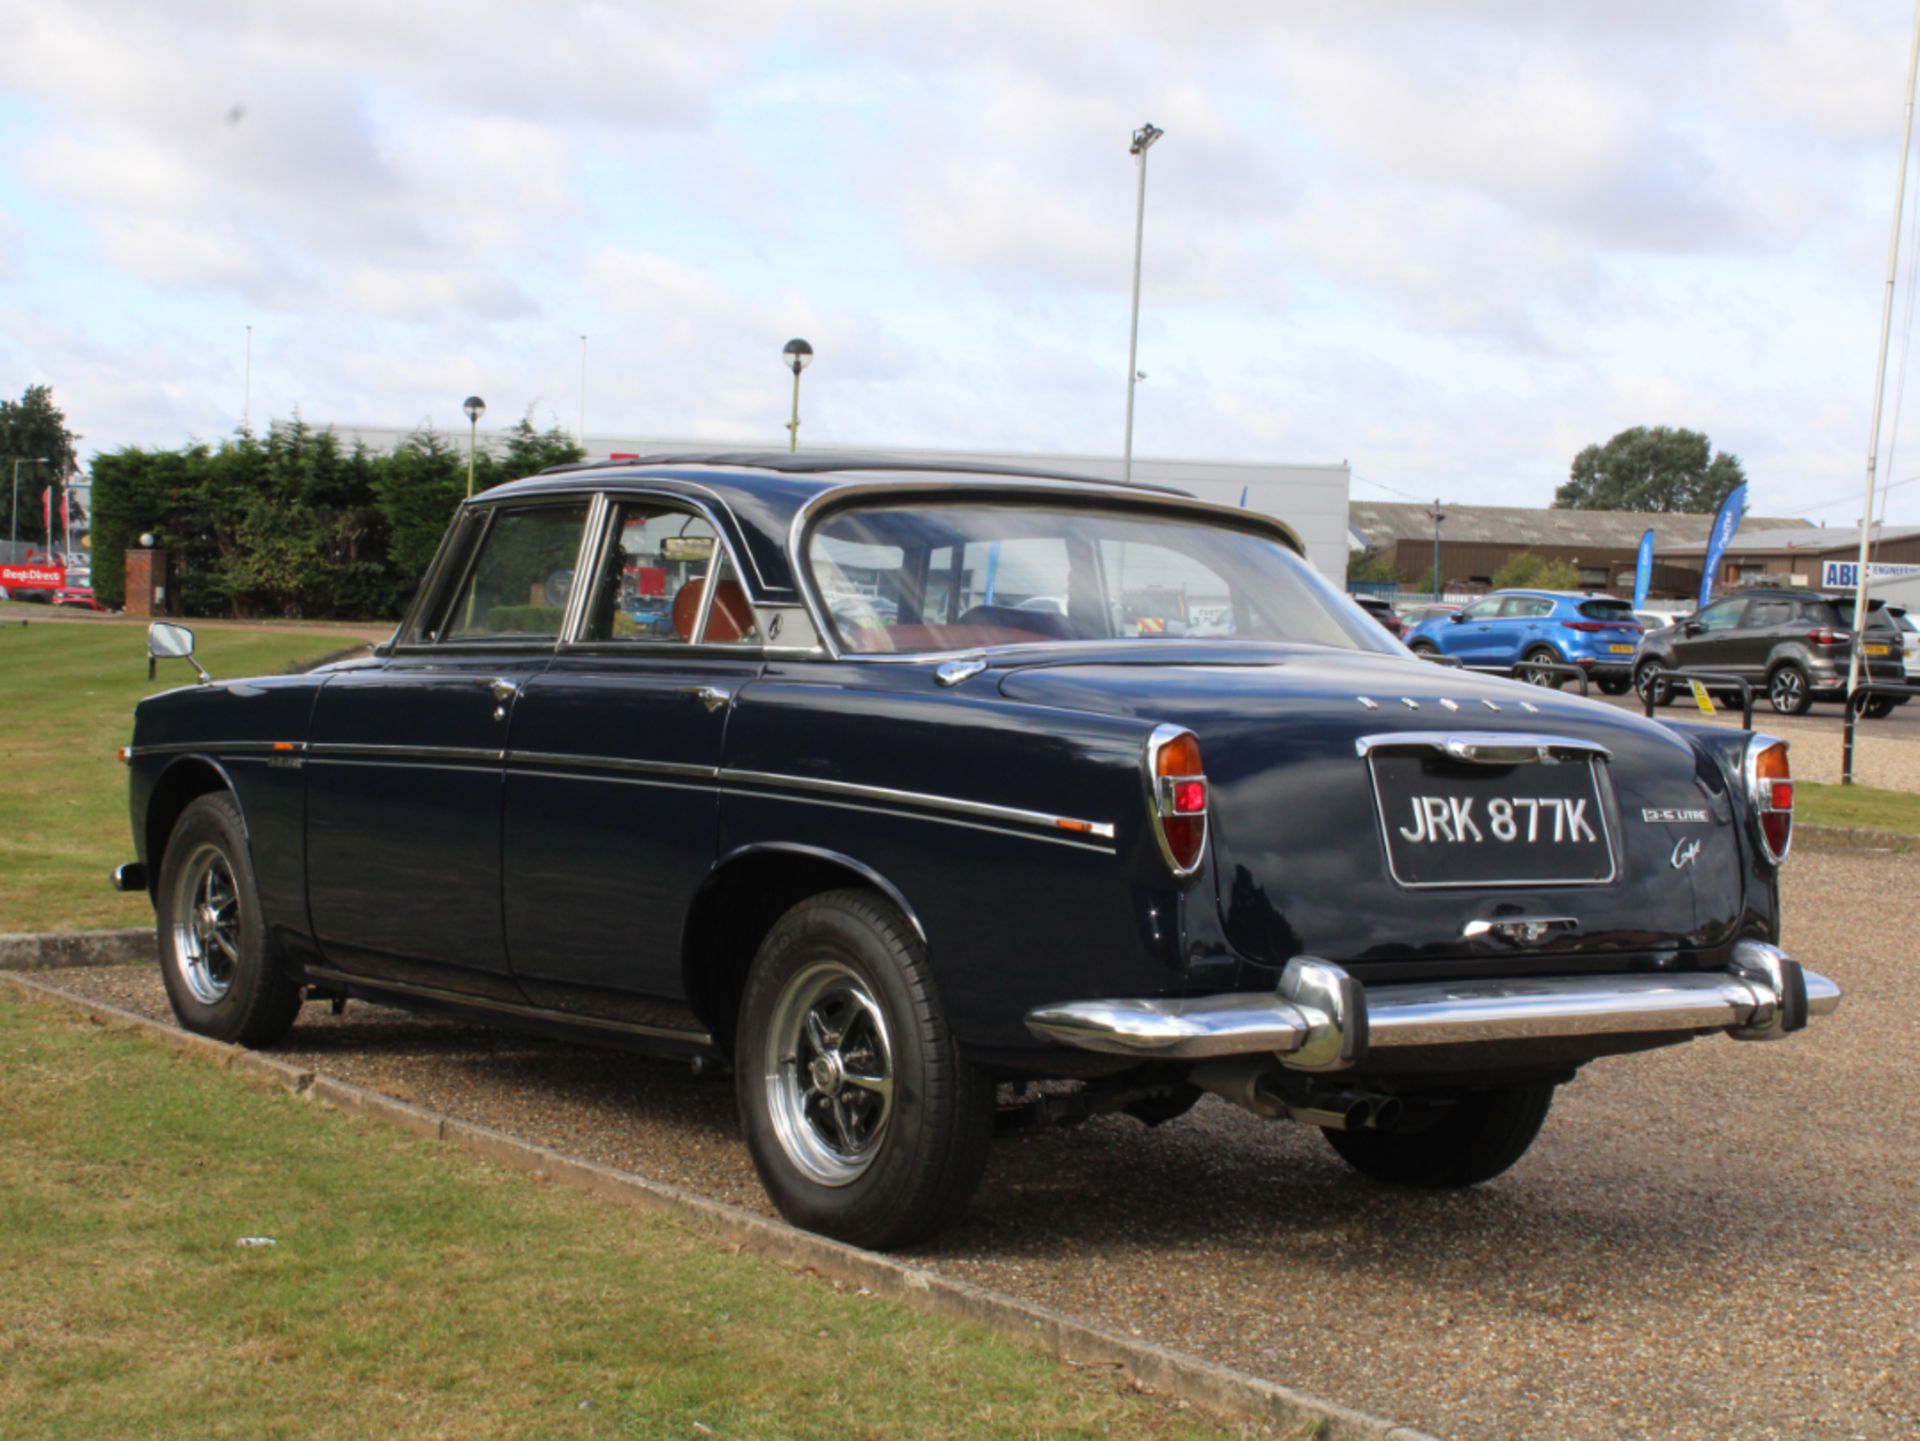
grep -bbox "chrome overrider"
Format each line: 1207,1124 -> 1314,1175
1023,941 -> 1840,1067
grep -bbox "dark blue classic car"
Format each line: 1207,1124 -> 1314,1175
119,455 -> 1838,1248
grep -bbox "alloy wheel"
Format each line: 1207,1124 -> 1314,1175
761,960 -> 896,1187
168,841 -> 241,1005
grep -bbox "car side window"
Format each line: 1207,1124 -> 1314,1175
435,503 -> 590,641
1503,597 -> 1554,619
1460,599 -> 1502,621
1747,601 -> 1793,628
1695,599 -> 1747,632
578,501 -> 759,646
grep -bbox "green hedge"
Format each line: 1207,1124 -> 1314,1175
86,416 -> 582,619
483,604 -> 565,635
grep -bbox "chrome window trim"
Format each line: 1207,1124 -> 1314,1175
557,487 -> 788,655
786,480 -> 1315,665
557,492 -> 612,644
421,495 -> 597,648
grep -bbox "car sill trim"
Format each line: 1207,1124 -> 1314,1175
303,966 -> 713,1047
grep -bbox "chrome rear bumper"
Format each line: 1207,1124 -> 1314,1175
1024,942 -> 1839,1069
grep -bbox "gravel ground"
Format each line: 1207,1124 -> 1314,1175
41,842 -> 1918,1441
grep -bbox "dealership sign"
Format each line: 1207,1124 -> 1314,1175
0,563 -> 64,589
1821,560 -> 1920,589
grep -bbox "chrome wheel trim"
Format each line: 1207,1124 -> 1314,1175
1770,668 -> 1804,713
1636,662 -> 1664,703
1522,650 -> 1559,686
168,841 -> 240,1005
762,959 -> 896,1188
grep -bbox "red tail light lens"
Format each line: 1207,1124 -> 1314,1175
1807,629 -> 1851,646
1560,620 -> 1609,632
1746,737 -> 1792,863
1146,726 -> 1207,877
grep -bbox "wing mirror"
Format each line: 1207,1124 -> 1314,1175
1447,610 -> 1465,623
148,622 -> 212,684
1683,621 -> 1703,637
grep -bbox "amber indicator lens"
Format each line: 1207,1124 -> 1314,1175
1150,730 -> 1207,872
1155,732 -> 1203,779
1753,741 -> 1792,860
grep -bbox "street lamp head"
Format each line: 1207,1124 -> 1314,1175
139,532 -> 156,548
782,338 -> 814,374
1129,123 -> 1164,155
463,396 -> 486,424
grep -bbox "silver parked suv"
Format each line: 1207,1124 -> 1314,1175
1634,588 -> 1909,716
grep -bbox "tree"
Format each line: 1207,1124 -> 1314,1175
1346,548 -> 1400,584
0,384 -> 81,550
1492,551 -> 1580,590
1554,426 -> 1745,513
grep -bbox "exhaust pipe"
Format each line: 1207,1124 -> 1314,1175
1189,1059 -> 1402,1132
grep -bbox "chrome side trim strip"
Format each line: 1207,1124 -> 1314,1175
718,767 -> 1117,841
304,966 -> 712,1046
509,750 -> 717,781
1026,961 -> 1842,1060
728,786 -> 1115,853
1353,731 -> 1613,762
127,740 -> 306,759
139,740 -> 1116,845
307,743 -> 506,765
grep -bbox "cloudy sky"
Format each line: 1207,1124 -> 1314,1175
3,0 -> 1919,524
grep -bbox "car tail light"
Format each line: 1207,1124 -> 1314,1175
1145,724 -> 1207,877
1807,628 -> 1850,646
1745,736 -> 1792,864
1560,621 -> 1611,632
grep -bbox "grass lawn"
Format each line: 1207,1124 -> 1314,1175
0,618 -> 372,932
1796,780 -> 1920,837
0,996 -> 1233,1441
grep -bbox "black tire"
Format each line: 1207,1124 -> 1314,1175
1595,675 -> 1632,696
1520,645 -> 1564,688
1768,663 -> 1813,716
1409,641 -> 1439,659
154,792 -> 303,1047
736,889 -> 994,1249
1635,659 -> 1671,708
1861,695 -> 1898,719
1323,1083 -> 1554,1189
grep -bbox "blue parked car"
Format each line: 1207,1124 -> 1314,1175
1403,590 -> 1644,694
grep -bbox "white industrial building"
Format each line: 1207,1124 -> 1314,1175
338,426 -> 1353,582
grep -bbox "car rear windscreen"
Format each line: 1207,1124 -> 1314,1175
1577,599 -> 1635,621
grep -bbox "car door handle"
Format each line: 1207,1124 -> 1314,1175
480,677 -> 520,703
689,685 -> 731,713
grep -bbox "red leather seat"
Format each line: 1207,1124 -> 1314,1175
672,576 -> 754,642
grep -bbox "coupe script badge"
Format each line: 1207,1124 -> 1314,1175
1670,837 -> 1703,870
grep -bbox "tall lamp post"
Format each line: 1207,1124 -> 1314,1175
782,338 -> 813,452
10,456 -> 49,557
463,396 -> 486,498
1123,122 -> 1164,485
1426,499 -> 1446,601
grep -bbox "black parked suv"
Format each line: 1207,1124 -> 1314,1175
1634,589 -> 1909,716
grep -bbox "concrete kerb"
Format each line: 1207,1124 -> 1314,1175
0,962 -> 1442,1441
0,928 -> 151,971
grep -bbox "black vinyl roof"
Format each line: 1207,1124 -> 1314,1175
480,452 -> 1201,594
